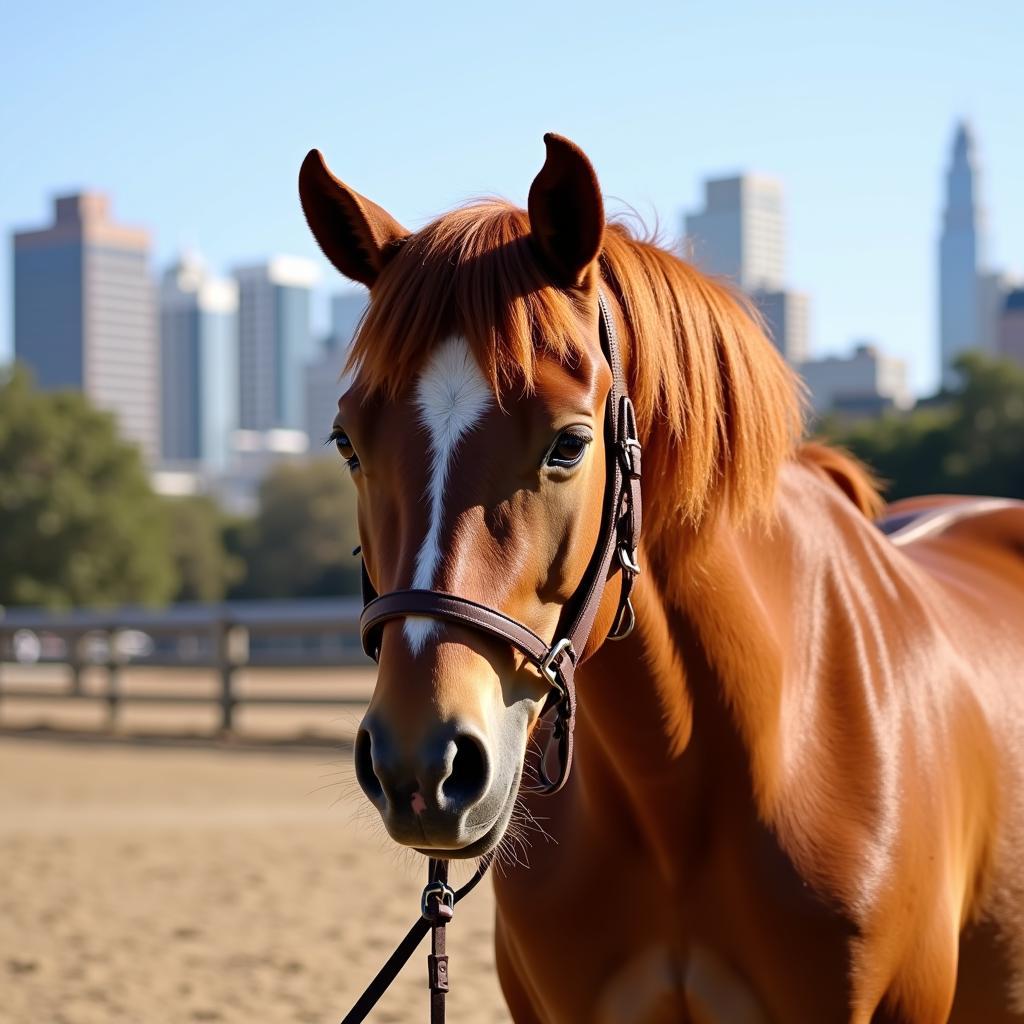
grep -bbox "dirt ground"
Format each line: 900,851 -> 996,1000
0,682 -> 511,1024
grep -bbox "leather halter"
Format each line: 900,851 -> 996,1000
357,289 -> 643,794
338,290 -> 642,1024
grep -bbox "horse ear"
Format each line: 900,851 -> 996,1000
298,149 -> 409,288
528,133 -> 605,288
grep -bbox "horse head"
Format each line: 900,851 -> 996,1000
299,136 -> 626,858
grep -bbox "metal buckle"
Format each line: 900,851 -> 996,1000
421,881 -> 455,922
619,437 -> 642,477
539,637 -> 574,697
618,543 -> 641,575
618,397 -> 642,477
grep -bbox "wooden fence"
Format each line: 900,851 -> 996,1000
0,599 -> 372,731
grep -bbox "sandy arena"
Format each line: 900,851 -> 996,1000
0,669 -> 511,1024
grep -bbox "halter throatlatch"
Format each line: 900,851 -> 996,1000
340,290 -> 642,1023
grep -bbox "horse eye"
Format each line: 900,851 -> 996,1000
545,431 -> 591,469
327,428 -> 359,469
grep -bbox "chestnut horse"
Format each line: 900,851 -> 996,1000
299,135 -> 1024,1022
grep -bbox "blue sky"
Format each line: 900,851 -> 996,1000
3,0 -> 1022,394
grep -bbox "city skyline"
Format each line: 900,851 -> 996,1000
1,1 -> 1022,397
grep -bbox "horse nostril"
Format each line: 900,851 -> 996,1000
442,733 -> 489,809
354,728 -> 384,804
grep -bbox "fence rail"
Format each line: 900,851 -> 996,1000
0,598 -> 372,730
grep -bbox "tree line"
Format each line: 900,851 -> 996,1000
2,354 -> 1022,610
819,353 -> 1024,502
0,365 -> 360,609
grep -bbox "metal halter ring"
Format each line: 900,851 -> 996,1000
618,543 -> 641,575
539,637 -> 574,696
421,881 -> 456,922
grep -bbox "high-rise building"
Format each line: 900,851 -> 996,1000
939,121 -> 986,390
159,254 -> 238,468
304,343 -> 348,450
683,174 -> 785,293
998,289 -> 1024,368
13,192 -> 158,459
330,289 -> 368,348
977,270 -> 1016,357
753,288 -> 810,365
233,257 -> 318,432
304,290 -> 367,451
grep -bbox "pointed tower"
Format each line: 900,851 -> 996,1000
938,120 -> 986,390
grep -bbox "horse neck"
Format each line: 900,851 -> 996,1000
576,490 -> 802,855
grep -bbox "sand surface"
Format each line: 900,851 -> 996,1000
0,734 -> 511,1024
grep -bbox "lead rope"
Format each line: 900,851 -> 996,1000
339,854 -> 494,1024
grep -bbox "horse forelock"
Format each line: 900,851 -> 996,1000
348,199 -> 805,546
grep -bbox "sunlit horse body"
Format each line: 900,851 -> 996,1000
299,135 -> 1024,1022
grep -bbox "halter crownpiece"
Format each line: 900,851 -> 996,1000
357,289 -> 642,794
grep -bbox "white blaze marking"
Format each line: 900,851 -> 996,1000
405,336 -> 492,654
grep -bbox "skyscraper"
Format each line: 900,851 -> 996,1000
939,121 -> 986,390
684,174 -> 808,364
330,289 -> 368,348
305,289 -> 368,450
233,257 -> 318,432
159,253 -> 239,468
998,289 -> 1024,368
754,288 -> 810,365
13,193 -> 159,459
683,174 -> 785,292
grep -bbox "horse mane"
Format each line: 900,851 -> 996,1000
348,200 -> 804,538
798,442 -> 885,519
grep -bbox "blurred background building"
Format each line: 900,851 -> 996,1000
159,253 -> 238,469
304,289 -> 366,449
999,288 -> 1024,367
684,174 -> 785,292
234,257 -> 318,432
937,121 -> 1019,390
938,122 -> 984,389
800,343 -> 913,419
753,288 -> 810,366
684,173 -> 809,366
13,192 -> 159,459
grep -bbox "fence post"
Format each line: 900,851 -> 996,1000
68,632 -> 83,696
106,629 -> 122,728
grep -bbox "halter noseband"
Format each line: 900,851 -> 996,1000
356,290 -> 642,794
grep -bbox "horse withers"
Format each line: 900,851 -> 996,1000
299,134 -> 1024,1023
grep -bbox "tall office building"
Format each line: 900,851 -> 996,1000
684,174 -> 785,292
754,288 -> 810,365
13,192 -> 158,459
159,253 -> 239,468
330,289 -> 368,347
939,121 -> 986,390
999,289 -> 1024,368
977,269 -> 1015,358
305,289 -> 368,449
233,257 -> 318,431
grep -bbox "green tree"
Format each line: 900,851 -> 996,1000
164,495 -> 242,602
0,365 -> 176,608
232,458 -> 361,598
822,354 -> 1024,502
